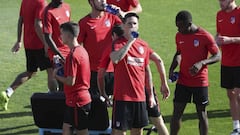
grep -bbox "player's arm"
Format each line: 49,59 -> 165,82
97,68 -> 108,97
44,33 -> 65,60
189,47 -> 221,76
118,3 -> 142,18
215,33 -> 240,45
12,16 -> 23,53
169,51 -> 181,80
34,18 -> 48,55
110,38 -> 136,64
53,68 -> 75,86
145,65 -> 156,108
128,3 -> 142,14
150,52 -> 170,99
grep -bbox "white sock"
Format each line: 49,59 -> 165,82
6,87 -> 14,97
233,120 -> 240,130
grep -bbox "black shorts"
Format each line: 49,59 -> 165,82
173,84 -> 209,105
25,49 -> 51,72
146,87 -> 160,117
221,66 -> 240,89
90,71 -> 114,97
63,103 -> 91,130
112,101 -> 148,130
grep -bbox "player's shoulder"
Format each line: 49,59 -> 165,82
79,14 -> 91,24
62,2 -> 70,8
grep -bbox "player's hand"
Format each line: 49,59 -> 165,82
101,94 -> 112,107
215,35 -> 232,46
11,42 -> 22,53
148,95 -> 156,108
160,84 -> 170,100
189,61 -> 204,76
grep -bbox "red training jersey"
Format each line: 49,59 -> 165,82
64,46 -> 91,107
43,3 -> 71,60
216,7 -> 240,67
78,13 -> 121,72
113,37 -> 151,102
99,46 -> 114,72
20,0 -> 47,49
176,27 -> 219,87
107,0 -> 139,12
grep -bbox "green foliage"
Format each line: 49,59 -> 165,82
0,0 -> 231,135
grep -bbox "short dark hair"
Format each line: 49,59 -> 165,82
60,22 -> 79,37
123,12 -> 139,23
112,25 -> 124,37
176,10 -> 192,23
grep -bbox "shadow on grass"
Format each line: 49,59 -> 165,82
0,124 -> 38,135
162,109 -> 230,123
0,111 -> 33,119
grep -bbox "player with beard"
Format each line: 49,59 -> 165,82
78,0 -> 121,99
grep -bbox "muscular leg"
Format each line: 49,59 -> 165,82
10,71 -> 36,90
76,129 -> 88,135
170,102 -> 187,135
149,116 -> 169,135
130,128 -> 143,135
227,88 -> 240,129
228,89 -> 240,121
112,129 -> 127,135
62,123 -> 73,135
196,104 -> 208,135
46,68 -> 58,92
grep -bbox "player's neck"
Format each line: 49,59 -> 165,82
225,3 -> 237,12
90,10 -> 104,19
68,40 -> 79,49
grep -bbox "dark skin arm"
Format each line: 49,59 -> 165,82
44,33 -> 65,60
169,51 -> 181,79
189,49 -> 221,76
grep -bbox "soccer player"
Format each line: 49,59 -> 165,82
169,10 -> 220,135
107,0 -> 142,18
0,0 -> 56,110
110,12 -> 155,135
78,0 -> 121,98
54,22 -> 91,135
216,0 -> 240,134
43,0 -> 71,91
98,25 -> 170,135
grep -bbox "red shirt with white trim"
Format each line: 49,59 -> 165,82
113,37 -> 151,102
176,27 -> 219,87
64,46 -> 91,107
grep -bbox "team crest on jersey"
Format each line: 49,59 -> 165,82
138,46 -> 144,54
193,39 -> 199,47
230,16 -> 235,24
66,10 -> 70,18
105,19 -> 111,27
